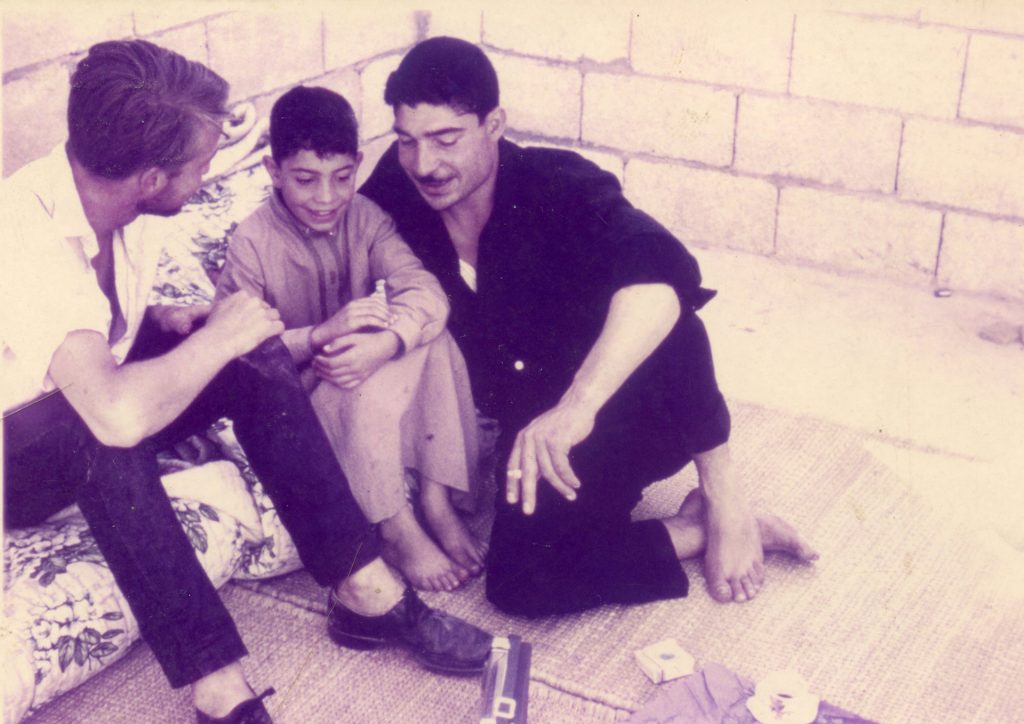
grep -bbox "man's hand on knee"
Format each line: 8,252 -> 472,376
506,403 -> 593,515
205,292 -> 285,359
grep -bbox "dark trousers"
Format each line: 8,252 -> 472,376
485,311 -> 731,617
3,325 -> 379,687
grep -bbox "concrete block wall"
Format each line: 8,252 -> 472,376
461,1 -> 1024,301
4,2 -> 1023,300
1,6 -> 422,186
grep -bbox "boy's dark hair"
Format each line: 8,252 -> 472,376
270,86 -> 359,164
68,40 -> 228,180
384,37 -> 499,121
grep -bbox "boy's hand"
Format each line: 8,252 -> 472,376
312,331 -> 399,389
149,304 -> 212,335
202,292 -> 284,359
311,297 -> 396,349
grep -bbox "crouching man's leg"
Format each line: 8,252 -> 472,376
218,339 -> 493,675
648,312 -> 819,603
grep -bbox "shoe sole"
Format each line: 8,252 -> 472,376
328,627 -> 484,677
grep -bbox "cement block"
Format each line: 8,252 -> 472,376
921,0 -> 1024,37
735,95 -> 902,193
960,34 -> 1024,130
514,138 -> 625,184
632,5 -> 792,92
147,22 -> 209,66
357,135 -> 395,189
426,5 -> 481,41
583,73 -> 735,166
791,12 -> 967,117
776,187 -> 940,279
826,0 -> 926,20
208,11 -> 323,102
3,62 -> 70,177
491,54 -> 581,141
938,213 -> 1024,300
324,5 -> 417,70
3,9 -> 134,70
899,119 -> 1024,219
482,6 -> 629,63
360,55 -> 403,141
133,9 -> 219,36
624,160 -> 777,253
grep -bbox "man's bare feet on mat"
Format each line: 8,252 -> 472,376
380,503 -> 468,592
662,488 -> 818,604
421,479 -> 488,575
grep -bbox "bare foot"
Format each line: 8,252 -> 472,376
662,487 -> 818,604
421,479 -> 488,576
379,504 -> 468,592
705,494 -> 766,604
758,514 -> 819,562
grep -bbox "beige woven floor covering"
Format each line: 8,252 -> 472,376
24,403 -> 1024,723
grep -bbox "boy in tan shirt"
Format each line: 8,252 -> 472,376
217,86 -> 485,592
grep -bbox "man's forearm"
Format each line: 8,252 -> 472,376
559,283 -> 681,415
50,326 -> 235,447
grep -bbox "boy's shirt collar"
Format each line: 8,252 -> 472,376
269,188 -> 341,241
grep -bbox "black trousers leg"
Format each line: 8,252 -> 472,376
130,324 -> 381,587
4,393 -> 247,688
485,311 -> 731,617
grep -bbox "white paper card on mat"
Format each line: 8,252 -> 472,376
634,638 -> 696,684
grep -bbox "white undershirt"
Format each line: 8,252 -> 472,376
459,258 -> 478,292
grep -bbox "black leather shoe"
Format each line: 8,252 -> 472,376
195,688 -> 275,724
327,588 -> 492,676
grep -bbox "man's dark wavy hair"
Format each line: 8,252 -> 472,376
68,40 -> 229,180
270,86 -> 359,164
384,37 -> 499,121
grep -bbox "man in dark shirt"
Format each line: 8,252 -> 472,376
358,37 -> 818,617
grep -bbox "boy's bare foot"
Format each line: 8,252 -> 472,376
661,488 -> 819,603
421,479 -> 488,575
379,503 -> 468,592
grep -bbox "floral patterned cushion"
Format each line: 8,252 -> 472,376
1,444 -> 297,723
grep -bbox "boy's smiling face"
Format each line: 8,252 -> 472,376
264,149 -> 362,232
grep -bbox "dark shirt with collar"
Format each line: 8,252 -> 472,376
361,138 -> 722,440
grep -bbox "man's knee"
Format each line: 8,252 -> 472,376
236,336 -> 303,387
485,560 -> 555,618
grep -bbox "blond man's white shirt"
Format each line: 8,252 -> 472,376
1,144 -> 166,414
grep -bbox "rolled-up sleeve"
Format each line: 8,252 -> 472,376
362,200 -> 449,354
546,151 -> 716,311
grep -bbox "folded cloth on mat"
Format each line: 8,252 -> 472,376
628,661 -> 876,724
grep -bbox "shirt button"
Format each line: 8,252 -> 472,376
513,359 -> 525,371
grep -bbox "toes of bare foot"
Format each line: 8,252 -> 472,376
740,575 -> 758,601
710,581 -> 733,602
380,537 -> 466,593
759,515 -> 820,562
